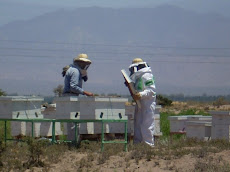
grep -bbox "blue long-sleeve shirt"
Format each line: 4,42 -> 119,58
63,64 -> 84,95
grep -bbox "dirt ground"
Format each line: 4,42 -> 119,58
27,146 -> 230,172
19,103 -> 230,171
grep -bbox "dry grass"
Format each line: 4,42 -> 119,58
161,101 -> 230,114
1,137 -> 230,171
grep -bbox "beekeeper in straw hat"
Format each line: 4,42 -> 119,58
63,53 -> 94,96
128,58 -> 156,147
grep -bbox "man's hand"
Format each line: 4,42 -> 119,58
133,92 -> 141,100
83,91 -> 94,96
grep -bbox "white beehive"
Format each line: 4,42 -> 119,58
54,96 -> 128,139
40,104 -> 62,137
168,116 -> 188,132
186,121 -> 212,140
0,96 -> 44,137
125,105 -> 135,135
125,105 -> 162,136
210,111 -> 230,140
168,115 -> 209,132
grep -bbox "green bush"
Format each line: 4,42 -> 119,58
0,89 -> 6,96
157,95 -> 172,107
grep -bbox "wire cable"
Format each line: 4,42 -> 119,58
1,39 -> 230,49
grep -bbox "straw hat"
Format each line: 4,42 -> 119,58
132,58 -> 143,64
73,53 -> 91,64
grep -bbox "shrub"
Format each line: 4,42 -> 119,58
157,95 -> 172,107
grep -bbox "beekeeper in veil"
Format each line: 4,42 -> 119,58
129,58 -> 156,147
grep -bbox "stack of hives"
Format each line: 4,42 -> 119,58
53,96 -> 128,140
40,103 -> 62,137
210,111 -> 230,140
0,96 -> 44,137
168,115 -> 212,140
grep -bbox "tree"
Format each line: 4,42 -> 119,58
156,94 -> 172,107
0,89 -> 6,96
53,85 -> 63,97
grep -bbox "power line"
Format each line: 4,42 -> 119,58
0,51 -> 230,58
1,39 -> 230,50
0,47 -> 76,52
1,57 -> 230,64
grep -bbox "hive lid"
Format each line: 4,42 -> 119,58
168,115 -> 204,120
168,116 -> 188,120
54,96 -> 128,102
187,116 -> 212,120
186,121 -> 212,126
0,96 -> 44,101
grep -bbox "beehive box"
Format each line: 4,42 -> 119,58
168,116 -> 188,132
0,96 -> 44,137
40,104 -> 62,137
125,105 -> 135,135
186,121 -> 212,140
54,96 -> 128,138
210,111 -> 230,140
168,115 -> 209,132
125,105 -> 162,136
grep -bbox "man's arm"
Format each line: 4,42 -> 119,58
70,69 -> 94,96
69,69 -> 85,95
139,74 -> 156,99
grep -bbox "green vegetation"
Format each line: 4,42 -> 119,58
0,121 -> 11,140
0,89 -> 6,96
156,94 -> 172,107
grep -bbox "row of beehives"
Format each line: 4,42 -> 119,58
0,96 -> 162,138
42,97 -> 162,139
168,111 -> 230,141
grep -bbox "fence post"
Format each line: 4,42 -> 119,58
4,120 -> 7,144
52,120 -> 56,144
125,121 -> 128,152
101,120 -> 104,152
74,122 -> 78,147
31,121 -> 34,138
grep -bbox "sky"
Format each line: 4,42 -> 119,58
1,0 -> 230,26
0,0 -> 230,96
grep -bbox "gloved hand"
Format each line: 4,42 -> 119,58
124,81 -> 128,87
133,92 -> 141,100
82,75 -> 88,82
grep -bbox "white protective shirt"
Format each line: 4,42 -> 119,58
130,66 -> 156,147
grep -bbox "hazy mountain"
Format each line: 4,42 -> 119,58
1,5 -> 230,47
0,5 -> 230,96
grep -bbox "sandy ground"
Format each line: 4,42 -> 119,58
28,148 -> 230,172
23,103 -> 230,171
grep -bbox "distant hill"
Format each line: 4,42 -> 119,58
1,5 -> 230,47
